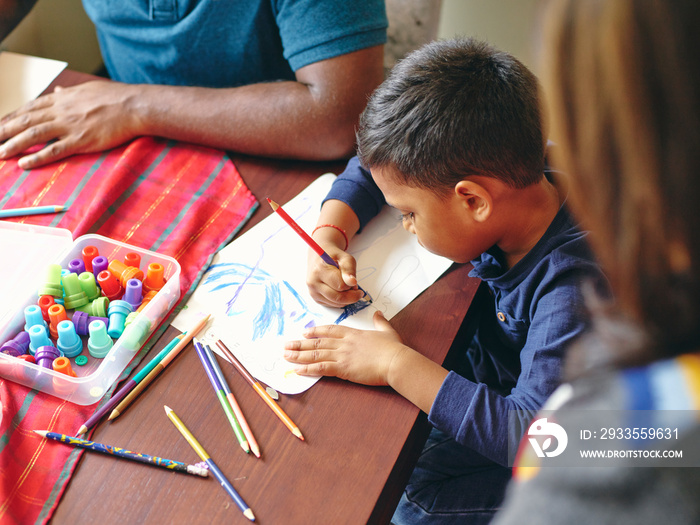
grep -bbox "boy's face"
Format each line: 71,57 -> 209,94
371,166 -> 495,263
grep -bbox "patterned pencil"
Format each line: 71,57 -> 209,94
204,343 -> 261,458
164,406 -> 255,522
193,338 -> 250,454
34,430 -> 209,477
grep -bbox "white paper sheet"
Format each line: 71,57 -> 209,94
0,51 -> 67,117
172,174 -> 452,394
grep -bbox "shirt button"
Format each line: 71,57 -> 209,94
497,312 -> 506,322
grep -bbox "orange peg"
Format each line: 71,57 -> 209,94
142,263 -> 166,293
82,245 -> 99,273
108,259 -> 144,288
136,290 -> 158,313
124,252 -> 141,269
52,356 -> 77,377
48,303 -> 68,339
38,295 -> 55,322
97,270 -> 123,301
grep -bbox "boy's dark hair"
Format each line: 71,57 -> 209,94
357,38 -> 545,193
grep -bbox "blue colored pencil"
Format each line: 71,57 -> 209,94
34,430 -> 209,477
193,338 -> 249,454
0,205 -> 67,219
164,405 -> 255,521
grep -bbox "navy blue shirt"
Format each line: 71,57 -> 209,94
82,0 -> 388,87
327,157 -> 605,466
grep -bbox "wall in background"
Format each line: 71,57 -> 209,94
1,0 -> 543,76
1,0 -> 102,74
438,0 -> 543,74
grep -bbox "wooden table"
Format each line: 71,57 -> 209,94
48,72 -> 482,525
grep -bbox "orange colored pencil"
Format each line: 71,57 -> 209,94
215,339 -> 304,441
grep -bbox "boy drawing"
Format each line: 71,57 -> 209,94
284,38 -> 606,523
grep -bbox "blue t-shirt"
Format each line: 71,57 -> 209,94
326,157 -> 606,466
82,0 -> 388,87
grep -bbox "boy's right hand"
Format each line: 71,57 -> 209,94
306,246 -> 365,307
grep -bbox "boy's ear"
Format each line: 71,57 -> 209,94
454,180 -> 492,222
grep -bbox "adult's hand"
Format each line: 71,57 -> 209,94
0,80 -> 143,169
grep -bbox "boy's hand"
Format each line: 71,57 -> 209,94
306,244 -> 365,307
284,311 -> 405,386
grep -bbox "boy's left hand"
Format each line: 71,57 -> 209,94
284,310 -> 405,386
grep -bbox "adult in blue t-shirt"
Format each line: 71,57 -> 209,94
0,0 -> 387,168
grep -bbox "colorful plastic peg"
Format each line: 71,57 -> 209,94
123,279 -> 143,310
78,297 -> 110,318
91,255 -> 109,277
1,331 -> 30,356
107,300 -> 133,338
38,263 -> 64,297
82,245 -> 99,273
37,295 -> 55,322
97,270 -> 122,301
142,263 -> 166,293
72,311 -> 90,336
52,356 -> 77,377
108,259 -> 144,289
120,315 -> 152,351
78,272 -> 101,302
124,252 -> 141,269
68,258 -> 86,275
28,325 -> 53,356
24,304 -> 48,332
56,320 -> 83,358
136,290 -> 158,313
35,345 -> 60,369
62,272 -> 89,310
48,304 -> 68,339
88,320 -> 113,358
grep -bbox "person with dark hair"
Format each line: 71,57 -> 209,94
0,0 -> 387,168
493,1 -> 700,523
283,38 -> 606,523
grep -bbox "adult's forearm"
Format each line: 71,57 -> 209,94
134,46 -> 385,161
135,81 -> 353,160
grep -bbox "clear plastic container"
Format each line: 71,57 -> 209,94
0,224 -> 181,405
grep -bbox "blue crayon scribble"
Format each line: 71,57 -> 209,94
200,196 -> 375,339
203,262 -> 321,340
334,299 -> 373,324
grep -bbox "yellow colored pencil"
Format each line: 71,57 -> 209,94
164,405 -> 255,521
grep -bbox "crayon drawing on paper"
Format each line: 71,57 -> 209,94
172,174 -> 451,393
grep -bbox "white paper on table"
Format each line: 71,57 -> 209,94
0,52 -> 67,117
172,173 -> 452,394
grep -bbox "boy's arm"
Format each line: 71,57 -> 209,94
429,272 -> 593,466
285,311 -> 449,414
307,157 -> 386,307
